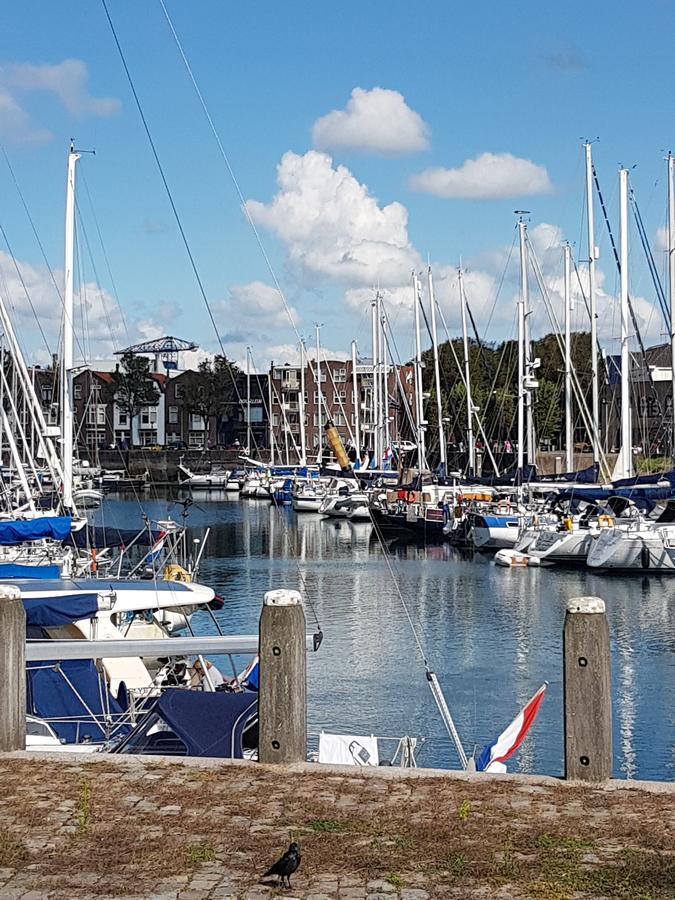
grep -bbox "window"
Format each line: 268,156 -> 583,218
174,384 -> 184,400
168,406 -> 179,424
73,384 -> 82,400
97,405 -> 106,426
314,391 -> 323,404
333,412 -> 346,426
41,387 -> 52,403
188,432 -> 204,449
272,414 -> 279,427
118,410 -> 128,426
334,390 -> 346,403
334,368 -> 347,383
313,414 -> 319,427
273,368 -> 283,380
142,431 -> 158,446
141,407 -> 158,427
189,414 -> 205,430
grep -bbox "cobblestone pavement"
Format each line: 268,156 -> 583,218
0,754 -> 672,899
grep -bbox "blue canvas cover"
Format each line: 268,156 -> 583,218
0,564 -> 61,580
0,517 -> 71,545
126,689 -> 257,758
26,657 -> 127,744
23,592 -> 99,627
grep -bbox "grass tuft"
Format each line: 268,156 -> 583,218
0,830 -> 29,867
307,819 -> 349,833
185,842 -> 215,865
76,779 -> 91,834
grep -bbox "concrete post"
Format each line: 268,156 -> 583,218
563,596 -> 612,781
258,589 -> 306,764
0,585 -> 25,751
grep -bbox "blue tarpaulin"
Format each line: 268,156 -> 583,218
0,564 -> 61,580
0,517 -> 71,546
26,657 -> 127,744
23,593 -> 99,627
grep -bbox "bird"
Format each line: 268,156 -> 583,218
262,841 -> 301,889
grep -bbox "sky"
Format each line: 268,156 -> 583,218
1,0 -> 675,373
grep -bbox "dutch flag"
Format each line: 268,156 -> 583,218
475,682 -> 547,773
144,531 -> 167,565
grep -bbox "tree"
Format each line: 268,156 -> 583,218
183,355 -> 241,442
534,377 -> 562,443
108,351 -> 160,443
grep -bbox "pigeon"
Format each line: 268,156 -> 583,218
262,841 -> 301,888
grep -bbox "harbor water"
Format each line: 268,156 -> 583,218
95,491 -> 674,780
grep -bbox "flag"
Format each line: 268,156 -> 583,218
144,531 -> 167,565
475,683 -> 547,773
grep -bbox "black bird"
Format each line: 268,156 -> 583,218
262,841 -> 301,888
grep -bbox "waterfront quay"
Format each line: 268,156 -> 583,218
0,753 -> 672,899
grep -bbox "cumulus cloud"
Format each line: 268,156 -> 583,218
409,152 -> 553,200
0,249 -> 171,362
312,87 -> 429,155
245,150 -> 421,288
0,59 -> 120,145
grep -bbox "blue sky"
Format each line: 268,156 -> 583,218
1,0 -> 675,370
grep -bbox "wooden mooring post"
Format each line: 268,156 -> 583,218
258,589 -> 306,764
563,596 -> 612,781
0,585 -> 25,752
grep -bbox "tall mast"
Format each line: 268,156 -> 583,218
668,153 -> 675,459
584,142 -> 601,464
428,266 -> 446,473
381,306 -> 391,458
351,339 -> 361,462
315,323 -> 323,463
370,298 -> 379,464
412,273 -> 427,469
299,340 -> 307,466
246,346 -> 252,453
458,267 -> 475,477
268,360 -> 275,465
563,243 -> 574,472
619,169 -> 634,479
62,141 -> 80,513
516,218 -> 528,475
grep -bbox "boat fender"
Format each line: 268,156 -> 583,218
497,500 -> 510,514
641,544 -> 650,569
406,491 -> 416,503
598,514 -> 613,529
163,564 -> 191,583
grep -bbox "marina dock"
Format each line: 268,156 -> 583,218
0,752 -> 672,899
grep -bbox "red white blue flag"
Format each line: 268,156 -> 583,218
476,682 -> 547,773
144,531 -> 167,564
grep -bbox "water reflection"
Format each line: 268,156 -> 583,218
96,494 -> 674,780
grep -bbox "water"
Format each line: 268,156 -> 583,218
95,491 -> 674,781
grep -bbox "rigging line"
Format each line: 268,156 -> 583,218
100,1 -> 269,456
1,146 -> 65,311
630,190 -> 668,325
154,0 -> 333,428
593,166 -> 665,418
0,224 -> 51,353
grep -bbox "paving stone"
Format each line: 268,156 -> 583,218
366,881 -> 396,893
400,891 -> 429,900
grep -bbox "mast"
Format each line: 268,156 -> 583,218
62,141 -> 80,512
428,266 -> 446,474
516,218 -> 528,475
380,296 -> 390,461
619,169 -> 634,479
412,273 -> 427,469
668,153 -> 675,459
246,346 -> 252,453
315,324 -> 322,463
268,360 -> 275,465
299,340 -> 307,466
458,267 -> 475,477
351,339 -> 361,463
563,243 -> 574,472
370,298 -> 380,465
585,142 -> 601,463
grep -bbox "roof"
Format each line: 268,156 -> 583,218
643,343 -> 672,368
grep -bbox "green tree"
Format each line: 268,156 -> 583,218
534,377 -> 562,442
183,355 -> 241,440
109,351 -> 159,443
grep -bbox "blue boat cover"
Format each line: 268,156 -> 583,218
0,517 -> 71,546
0,564 -> 61,580
23,592 -> 99,627
154,688 -> 257,757
26,657 -> 127,743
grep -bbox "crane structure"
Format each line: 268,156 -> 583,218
115,336 -> 198,373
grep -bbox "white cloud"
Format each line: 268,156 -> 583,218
312,87 -> 429,155
0,59 -> 120,145
409,152 -> 553,200
221,281 -> 298,331
245,150 -> 421,288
